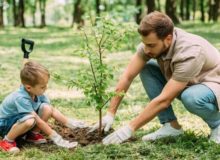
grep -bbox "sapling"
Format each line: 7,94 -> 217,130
68,16 -> 136,136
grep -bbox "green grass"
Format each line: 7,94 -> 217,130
0,22 -> 220,159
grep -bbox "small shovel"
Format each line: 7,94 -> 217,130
21,38 -> 34,64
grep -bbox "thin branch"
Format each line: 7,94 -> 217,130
100,97 -> 111,109
83,30 -> 99,96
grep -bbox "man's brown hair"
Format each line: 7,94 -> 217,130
20,61 -> 50,86
138,11 -> 174,39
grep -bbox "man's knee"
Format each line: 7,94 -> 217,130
181,90 -> 201,113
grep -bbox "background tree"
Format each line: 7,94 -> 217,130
28,0 -> 37,27
12,0 -> 19,26
71,0 -> 84,28
18,0 -> 25,27
165,0 -> 180,24
185,0 -> 190,20
156,0 -> 161,11
96,0 -> 100,17
200,0 -> 205,22
192,0 -> 196,20
135,0 -> 142,24
0,0 -> 3,27
208,0 -> 220,21
146,0 -> 155,14
39,0 -> 46,27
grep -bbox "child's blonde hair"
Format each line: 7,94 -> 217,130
20,61 -> 50,86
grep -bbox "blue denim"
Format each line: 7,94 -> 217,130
140,59 -> 220,129
0,113 -> 33,138
181,84 -> 220,129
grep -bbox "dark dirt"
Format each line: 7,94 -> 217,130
16,122 -> 137,151
52,122 -> 113,146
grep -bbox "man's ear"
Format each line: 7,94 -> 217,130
24,84 -> 32,92
166,34 -> 173,44
164,34 -> 173,47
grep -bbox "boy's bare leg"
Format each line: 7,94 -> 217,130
6,118 -> 35,140
31,105 -> 68,132
51,108 -> 68,124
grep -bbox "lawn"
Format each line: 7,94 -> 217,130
0,22 -> 220,159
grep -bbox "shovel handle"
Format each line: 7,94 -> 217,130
21,38 -> 34,58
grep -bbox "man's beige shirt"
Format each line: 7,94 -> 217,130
137,28 -> 220,109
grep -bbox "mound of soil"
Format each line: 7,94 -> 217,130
16,122 -> 137,151
52,122 -> 112,146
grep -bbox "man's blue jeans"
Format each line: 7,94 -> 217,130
140,60 -> 220,129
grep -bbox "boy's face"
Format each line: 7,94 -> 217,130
25,76 -> 49,96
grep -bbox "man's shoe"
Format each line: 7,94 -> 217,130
142,123 -> 183,141
210,125 -> 220,143
25,132 -> 47,144
0,140 -> 20,154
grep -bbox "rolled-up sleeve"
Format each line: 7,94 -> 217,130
39,95 -> 50,104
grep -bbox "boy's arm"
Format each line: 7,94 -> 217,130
30,111 -> 53,135
30,111 -> 78,148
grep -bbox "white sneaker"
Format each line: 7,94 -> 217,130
142,123 -> 183,141
210,125 -> 220,143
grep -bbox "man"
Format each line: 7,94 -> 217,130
91,11 -> 220,145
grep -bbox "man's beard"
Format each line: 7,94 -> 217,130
155,43 -> 169,58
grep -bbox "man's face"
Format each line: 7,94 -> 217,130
141,32 -> 172,58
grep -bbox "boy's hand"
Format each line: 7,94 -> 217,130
49,131 -> 78,148
102,124 -> 133,145
66,118 -> 88,129
88,112 -> 114,133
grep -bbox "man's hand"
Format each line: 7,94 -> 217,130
66,118 -> 88,129
102,125 -> 133,145
49,130 -> 78,148
89,112 -> 114,133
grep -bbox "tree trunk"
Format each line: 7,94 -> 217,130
200,0 -> 205,22
136,0 -> 142,24
96,0 -> 100,17
0,0 -> 3,28
213,0 -> 220,21
192,0 -> 196,20
12,0 -> 19,26
32,0 -> 37,27
146,0 -> 155,14
39,0 -> 46,27
186,0 -> 190,20
180,0 -> 185,20
165,0 -> 180,24
156,0 -> 161,11
71,0 -> 84,28
99,109 -> 102,138
18,0 -> 25,27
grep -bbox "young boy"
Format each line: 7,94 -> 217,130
0,61 -> 86,154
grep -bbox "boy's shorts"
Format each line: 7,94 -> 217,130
0,113 -> 34,138
0,103 -> 49,138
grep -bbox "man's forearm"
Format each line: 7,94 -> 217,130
108,76 -> 133,115
129,98 -> 170,131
